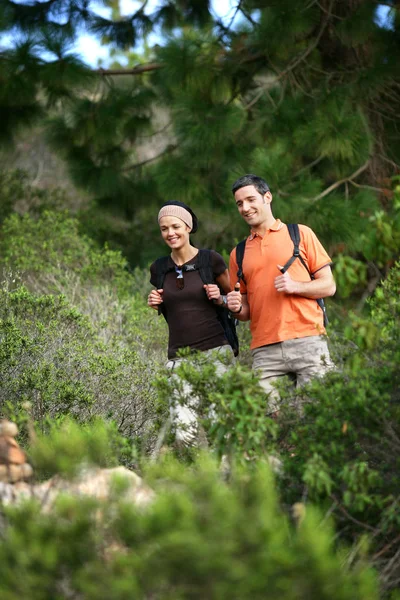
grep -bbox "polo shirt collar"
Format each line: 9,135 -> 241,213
248,219 -> 283,240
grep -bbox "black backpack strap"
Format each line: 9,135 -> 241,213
197,249 -> 240,356
280,223 -> 301,274
154,256 -> 174,318
285,224 -> 328,326
196,249 -> 214,284
235,239 -> 247,284
154,256 -> 173,289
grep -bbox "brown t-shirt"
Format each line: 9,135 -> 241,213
150,250 -> 228,359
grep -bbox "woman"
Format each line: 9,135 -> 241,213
148,200 -> 234,446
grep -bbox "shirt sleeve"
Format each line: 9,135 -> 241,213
210,250 -> 228,278
300,225 -> 332,275
229,248 -> 247,294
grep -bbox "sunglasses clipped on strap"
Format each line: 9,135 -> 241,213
175,265 -> 184,289
174,263 -> 196,290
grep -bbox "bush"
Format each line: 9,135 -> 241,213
155,351 -> 278,462
0,169 -> 69,224
0,209 -> 171,454
0,209 -> 168,354
30,418 -> 133,479
0,210 -> 132,296
0,454 -> 379,600
278,262 -> 400,594
0,284 -> 159,455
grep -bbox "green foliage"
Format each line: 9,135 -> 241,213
0,169 -> 68,224
294,99 -> 370,164
334,254 -> 368,299
0,284 -> 159,451
30,418 -> 131,479
156,350 -> 278,461
279,262 -> 400,592
360,207 -> 400,270
0,36 -> 94,143
0,204 -> 171,455
0,210 -> 133,296
0,455 -> 379,600
1,2 -> 400,593
2,0 -> 400,280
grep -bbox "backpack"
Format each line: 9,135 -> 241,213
154,249 -> 239,356
235,223 -> 328,327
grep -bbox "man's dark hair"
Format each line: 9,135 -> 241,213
161,200 -> 199,233
231,174 -> 270,196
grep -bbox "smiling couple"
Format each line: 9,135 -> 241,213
148,174 -> 336,446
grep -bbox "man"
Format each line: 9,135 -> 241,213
226,174 -> 336,412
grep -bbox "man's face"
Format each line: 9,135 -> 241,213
234,185 -> 271,227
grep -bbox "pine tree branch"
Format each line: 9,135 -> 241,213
97,63 -> 162,76
373,533 -> 400,561
99,0 -> 332,84
315,0 -> 346,21
122,144 -> 177,171
356,261 -> 382,312
272,0 -> 334,83
137,121 -> 172,139
377,153 -> 400,171
240,5 -> 258,26
236,0 -> 334,86
330,494 -> 379,533
293,155 -> 324,178
277,156 -> 324,197
216,0 -> 243,39
348,180 -> 388,194
312,161 -> 371,202
228,1 -> 243,28
243,88 -> 265,110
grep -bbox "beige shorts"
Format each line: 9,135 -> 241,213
251,335 -> 333,412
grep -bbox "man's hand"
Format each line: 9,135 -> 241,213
203,284 -> 222,303
148,289 -> 164,309
227,283 -> 242,313
274,266 -> 299,294
275,264 -> 336,298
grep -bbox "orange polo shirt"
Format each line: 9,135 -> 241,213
229,220 -> 332,349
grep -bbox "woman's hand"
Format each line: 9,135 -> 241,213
148,289 -> 164,309
203,284 -> 222,303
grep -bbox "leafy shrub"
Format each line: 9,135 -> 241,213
0,454 -> 378,600
0,284 -> 160,454
0,209 -> 167,355
0,210 -> 132,296
279,262 -> 400,594
0,169 -> 69,224
30,418 -> 133,479
155,350 -> 278,461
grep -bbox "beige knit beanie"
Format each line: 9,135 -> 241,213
158,205 -> 193,229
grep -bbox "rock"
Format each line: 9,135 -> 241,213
267,454 -> 283,475
292,502 -> 306,526
0,463 -> 33,483
0,419 -> 32,483
0,421 -> 154,509
0,420 -> 19,437
0,437 -> 27,465
0,467 -> 154,510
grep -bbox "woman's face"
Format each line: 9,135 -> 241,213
159,216 -> 191,250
